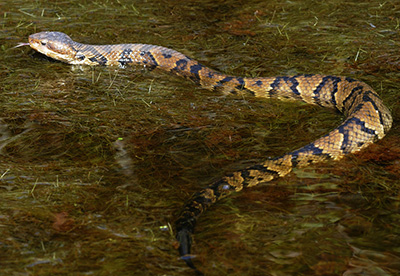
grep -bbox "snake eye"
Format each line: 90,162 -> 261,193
41,40 -> 47,46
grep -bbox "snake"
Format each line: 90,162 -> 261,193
27,31 -> 393,274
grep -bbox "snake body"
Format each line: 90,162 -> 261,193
28,31 -> 393,273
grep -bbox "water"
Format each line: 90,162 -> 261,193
0,0 -> 399,275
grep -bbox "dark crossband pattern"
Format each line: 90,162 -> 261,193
28,31 -> 393,274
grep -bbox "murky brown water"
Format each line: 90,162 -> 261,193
1,0 -> 400,275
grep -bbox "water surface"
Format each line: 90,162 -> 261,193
1,0 -> 399,275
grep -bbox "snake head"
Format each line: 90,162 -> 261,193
29,31 -> 77,64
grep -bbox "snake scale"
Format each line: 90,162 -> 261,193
28,31 -> 392,274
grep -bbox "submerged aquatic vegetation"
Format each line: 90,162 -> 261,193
1,0 -> 400,275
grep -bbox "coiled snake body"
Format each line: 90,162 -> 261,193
28,31 -> 393,274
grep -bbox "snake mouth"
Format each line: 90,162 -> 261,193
28,35 -> 46,54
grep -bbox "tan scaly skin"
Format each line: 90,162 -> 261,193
27,31 -> 393,275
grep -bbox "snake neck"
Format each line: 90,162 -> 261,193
72,42 -> 238,89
